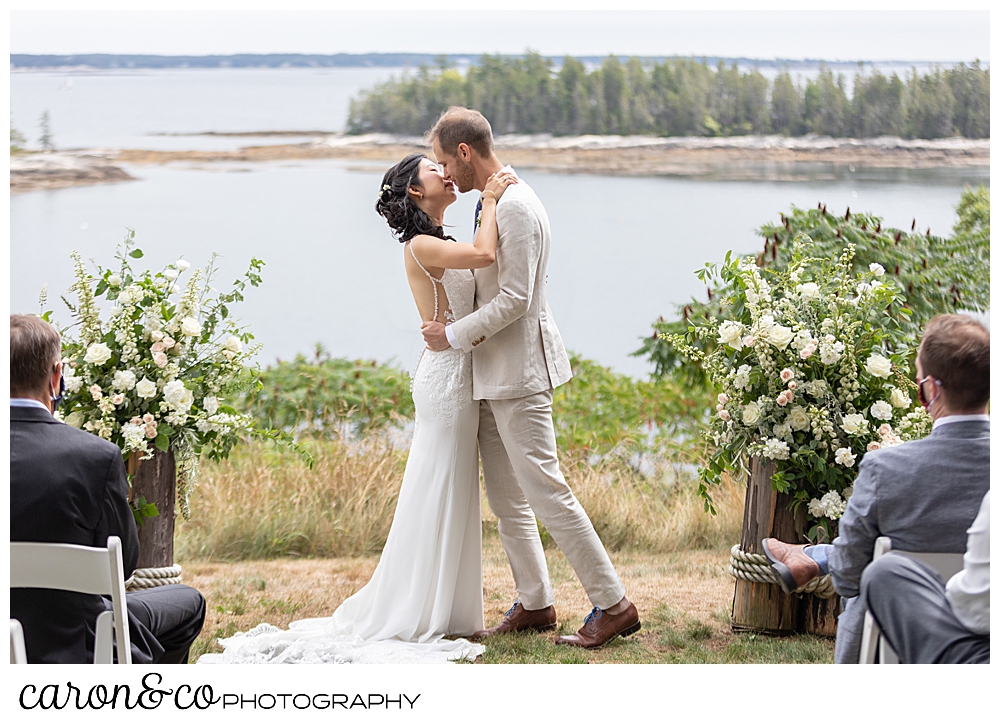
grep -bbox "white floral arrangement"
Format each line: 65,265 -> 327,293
667,238 -> 932,541
45,231 -> 267,517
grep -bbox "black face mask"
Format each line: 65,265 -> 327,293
51,375 -> 66,411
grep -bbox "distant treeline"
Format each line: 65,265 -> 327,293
347,54 -> 989,139
10,52 -> 925,71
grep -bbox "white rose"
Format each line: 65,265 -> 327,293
108,274 -> 122,287
797,282 -> 820,299
890,387 -> 911,408
870,400 -> 894,421
742,401 -> 762,426
864,353 -> 893,379
203,396 -> 220,415
84,343 -> 112,366
113,370 -> 137,391
64,411 -> 85,428
841,413 -> 867,435
834,447 -> 857,467
225,336 -> 243,354
786,405 -> 811,432
164,269 -> 179,281
135,378 -> 158,399
163,380 -> 188,407
767,324 -> 794,350
772,423 -> 792,439
179,317 -> 201,337
717,321 -> 744,350
869,263 -> 885,277
176,259 -> 191,271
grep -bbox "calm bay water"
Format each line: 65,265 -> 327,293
9,68 -> 989,376
9,161 -> 987,377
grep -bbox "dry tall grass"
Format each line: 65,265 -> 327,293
176,440 -> 745,561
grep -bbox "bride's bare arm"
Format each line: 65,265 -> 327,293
409,172 -> 516,270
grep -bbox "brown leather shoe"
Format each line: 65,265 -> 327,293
761,538 -> 821,594
554,601 -> 641,649
470,601 -> 557,641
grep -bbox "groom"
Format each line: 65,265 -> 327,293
421,107 -> 640,648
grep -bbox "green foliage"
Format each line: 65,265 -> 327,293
241,348 -> 710,465
131,495 -> 159,527
241,346 -> 415,438
10,121 -> 27,154
349,54 -> 989,139
552,353 -> 710,463
637,190 -> 991,382
38,110 -> 54,151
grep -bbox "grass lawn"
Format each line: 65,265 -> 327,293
185,533 -> 834,664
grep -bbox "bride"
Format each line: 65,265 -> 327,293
198,155 -> 516,664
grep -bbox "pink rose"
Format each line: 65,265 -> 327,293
776,392 -> 789,407
162,336 -> 176,350
89,385 -> 103,401
111,393 -> 125,405
719,410 -> 731,421
787,381 -> 797,390
151,342 -> 165,354
143,413 -> 155,424
150,330 -> 164,342
144,424 -> 158,439
153,352 -> 168,367
867,441 -> 881,451
780,368 -> 794,382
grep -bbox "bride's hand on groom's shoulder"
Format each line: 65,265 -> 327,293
484,171 -> 517,202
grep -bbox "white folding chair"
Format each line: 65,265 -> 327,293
859,536 -> 965,664
10,619 -> 28,664
10,536 -> 132,664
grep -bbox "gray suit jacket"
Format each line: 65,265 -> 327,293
830,419 -> 990,663
449,173 -> 573,400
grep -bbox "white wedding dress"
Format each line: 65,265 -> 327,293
199,251 -> 484,664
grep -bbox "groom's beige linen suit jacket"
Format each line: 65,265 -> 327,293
446,170 -> 625,613
448,175 -> 573,399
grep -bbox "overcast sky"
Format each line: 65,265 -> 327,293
7,2 -> 992,62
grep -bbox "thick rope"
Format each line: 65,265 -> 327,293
729,544 -> 836,598
126,565 -> 183,590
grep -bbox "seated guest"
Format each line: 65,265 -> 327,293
761,314 -> 989,663
861,491 -> 989,664
10,314 -> 206,663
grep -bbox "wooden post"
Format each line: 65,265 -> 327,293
128,449 -> 176,569
731,456 -> 840,636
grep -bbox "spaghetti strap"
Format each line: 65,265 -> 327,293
408,242 -> 443,321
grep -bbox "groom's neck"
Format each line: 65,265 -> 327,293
473,154 -> 506,191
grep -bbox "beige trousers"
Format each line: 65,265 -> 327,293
478,389 -> 626,611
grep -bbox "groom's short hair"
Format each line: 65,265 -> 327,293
428,107 -> 494,157
10,314 -> 61,397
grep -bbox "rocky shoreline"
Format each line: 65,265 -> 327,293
11,134 -> 990,192
10,152 -> 135,193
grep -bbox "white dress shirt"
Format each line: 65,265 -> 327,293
945,490 -> 990,634
10,398 -> 51,412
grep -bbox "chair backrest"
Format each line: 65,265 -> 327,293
10,537 -> 131,664
859,536 -> 966,664
10,619 -> 28,664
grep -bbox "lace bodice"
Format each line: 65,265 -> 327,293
407,242 -> 475,324
407,244 -> 475,427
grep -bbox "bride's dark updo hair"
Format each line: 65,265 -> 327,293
375,154 -> 454,243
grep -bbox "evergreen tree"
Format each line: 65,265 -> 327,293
905,67 -> 955,139
770,70 -> 804,135
850,70 -> 904,137
946,61 -> 989,138
39,110 -> 54,151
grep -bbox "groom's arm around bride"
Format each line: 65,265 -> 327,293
422,107 -> 640,649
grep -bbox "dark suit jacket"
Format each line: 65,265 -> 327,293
10,405 -> 159,663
